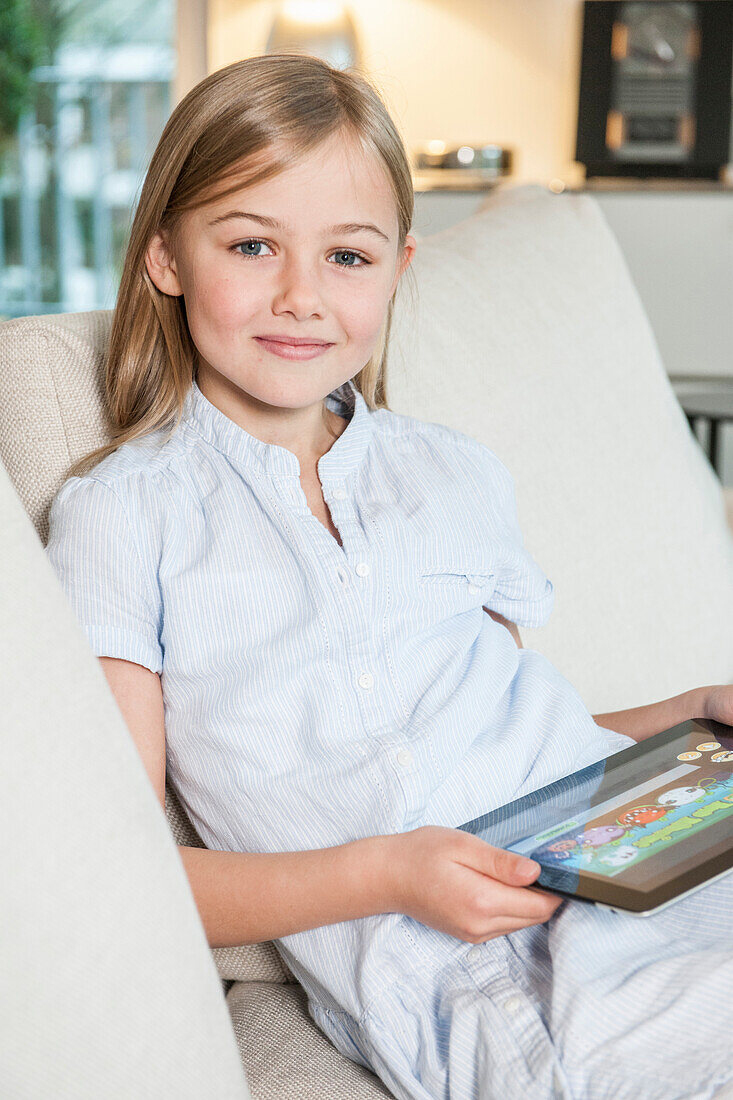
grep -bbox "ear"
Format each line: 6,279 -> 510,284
145,229 -> 183,297
390,233 -> 417,297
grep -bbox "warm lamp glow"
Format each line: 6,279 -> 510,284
282,1 -> 345,24
266,1 -> 360,70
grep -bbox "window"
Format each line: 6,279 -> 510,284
0,0 -> 176,319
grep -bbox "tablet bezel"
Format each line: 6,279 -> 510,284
456,717 -> 733,914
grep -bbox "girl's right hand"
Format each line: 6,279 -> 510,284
386,825 -> 563,943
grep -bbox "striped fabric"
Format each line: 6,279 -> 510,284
45,377 -> 733,1099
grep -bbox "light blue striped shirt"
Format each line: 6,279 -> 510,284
46,378 -> 733,1099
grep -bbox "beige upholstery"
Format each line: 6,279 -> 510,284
226,983 -> 393,1099
1,183 -> 732,1097
0,399 -> 251,1097
389,185 -> 733,711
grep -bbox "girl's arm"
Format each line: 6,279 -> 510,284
98,656 -> 395,947
592,684 -> 729,742
177,837 -> 394,947
485,607 -> 522,648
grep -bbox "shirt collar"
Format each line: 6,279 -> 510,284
182,376 -> 373,481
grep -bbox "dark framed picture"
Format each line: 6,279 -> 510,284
575,1 -> 733,178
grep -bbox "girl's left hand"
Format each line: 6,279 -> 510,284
702,684 -> 733,727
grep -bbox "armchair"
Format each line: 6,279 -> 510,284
2,184 -> 732,1098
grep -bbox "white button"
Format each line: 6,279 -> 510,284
396,748 -> 414,767
333,488 -> 347,500
358,672 -> 374,690
466,945 -> 483,962
355,562 -> 370,577
502,995 -> 523,1015
467,583 -> 481,595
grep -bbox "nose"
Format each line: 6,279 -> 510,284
272,253 -> 325,320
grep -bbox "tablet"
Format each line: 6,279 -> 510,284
456,717 -> 733,915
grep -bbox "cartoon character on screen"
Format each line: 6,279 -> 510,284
598,844 -> 639,868
616,805 -> 668,828
656,780 -> 717,807
572,825 -> 626,848
530,837 -> 579,865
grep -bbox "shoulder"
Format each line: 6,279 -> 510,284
84,421 -> 193,488
49,423 -> 201,547
54,421 -> 195,506
370,404 -> 513,484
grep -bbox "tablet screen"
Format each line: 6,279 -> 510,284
457,718 -> 733,912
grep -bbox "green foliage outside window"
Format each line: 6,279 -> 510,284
0,0 -> 61,163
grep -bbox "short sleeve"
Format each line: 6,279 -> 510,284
478,449 -> 555,630
45,475 -> 163,674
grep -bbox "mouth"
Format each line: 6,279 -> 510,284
254,336 -> 335,361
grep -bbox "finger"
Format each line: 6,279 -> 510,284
479,914 -> 554,940
457,837 -> 542,886
526,883 -> 566,904
472,877 -> 563,923
483,845 -> 542,887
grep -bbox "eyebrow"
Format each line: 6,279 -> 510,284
207,210 -> 390,243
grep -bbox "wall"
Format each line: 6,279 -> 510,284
209,2 -> 733,186
208,0 -> 591,187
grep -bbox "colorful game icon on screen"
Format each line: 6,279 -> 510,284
546,838 -> 578,852
657,786 -> 706,807
598,845 -> 639,868
531,843 -> 573,865
617,805 -> 667,828
573,825 -> 626,847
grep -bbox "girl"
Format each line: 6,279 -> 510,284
45,54 -> 733,1100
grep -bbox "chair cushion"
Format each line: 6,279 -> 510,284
389,184 -> 733,712
226,981 -> 394,1099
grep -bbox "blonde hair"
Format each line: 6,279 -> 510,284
67,53 -> 416,479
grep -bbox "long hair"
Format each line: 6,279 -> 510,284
67,53 -> 416,478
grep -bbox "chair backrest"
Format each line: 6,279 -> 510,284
0,307 -> 293,986
388,184 -> 733,710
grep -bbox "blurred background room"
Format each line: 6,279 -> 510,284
1,0 -> 732,483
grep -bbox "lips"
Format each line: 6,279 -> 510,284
255,335 -> 332,346
254,336 -> 334,361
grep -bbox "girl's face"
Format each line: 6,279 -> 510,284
145,130 -> 416,455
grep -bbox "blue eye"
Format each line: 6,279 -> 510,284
229,239 -> 370,268
329,249 -> 369,268
232,239 -> 273,258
